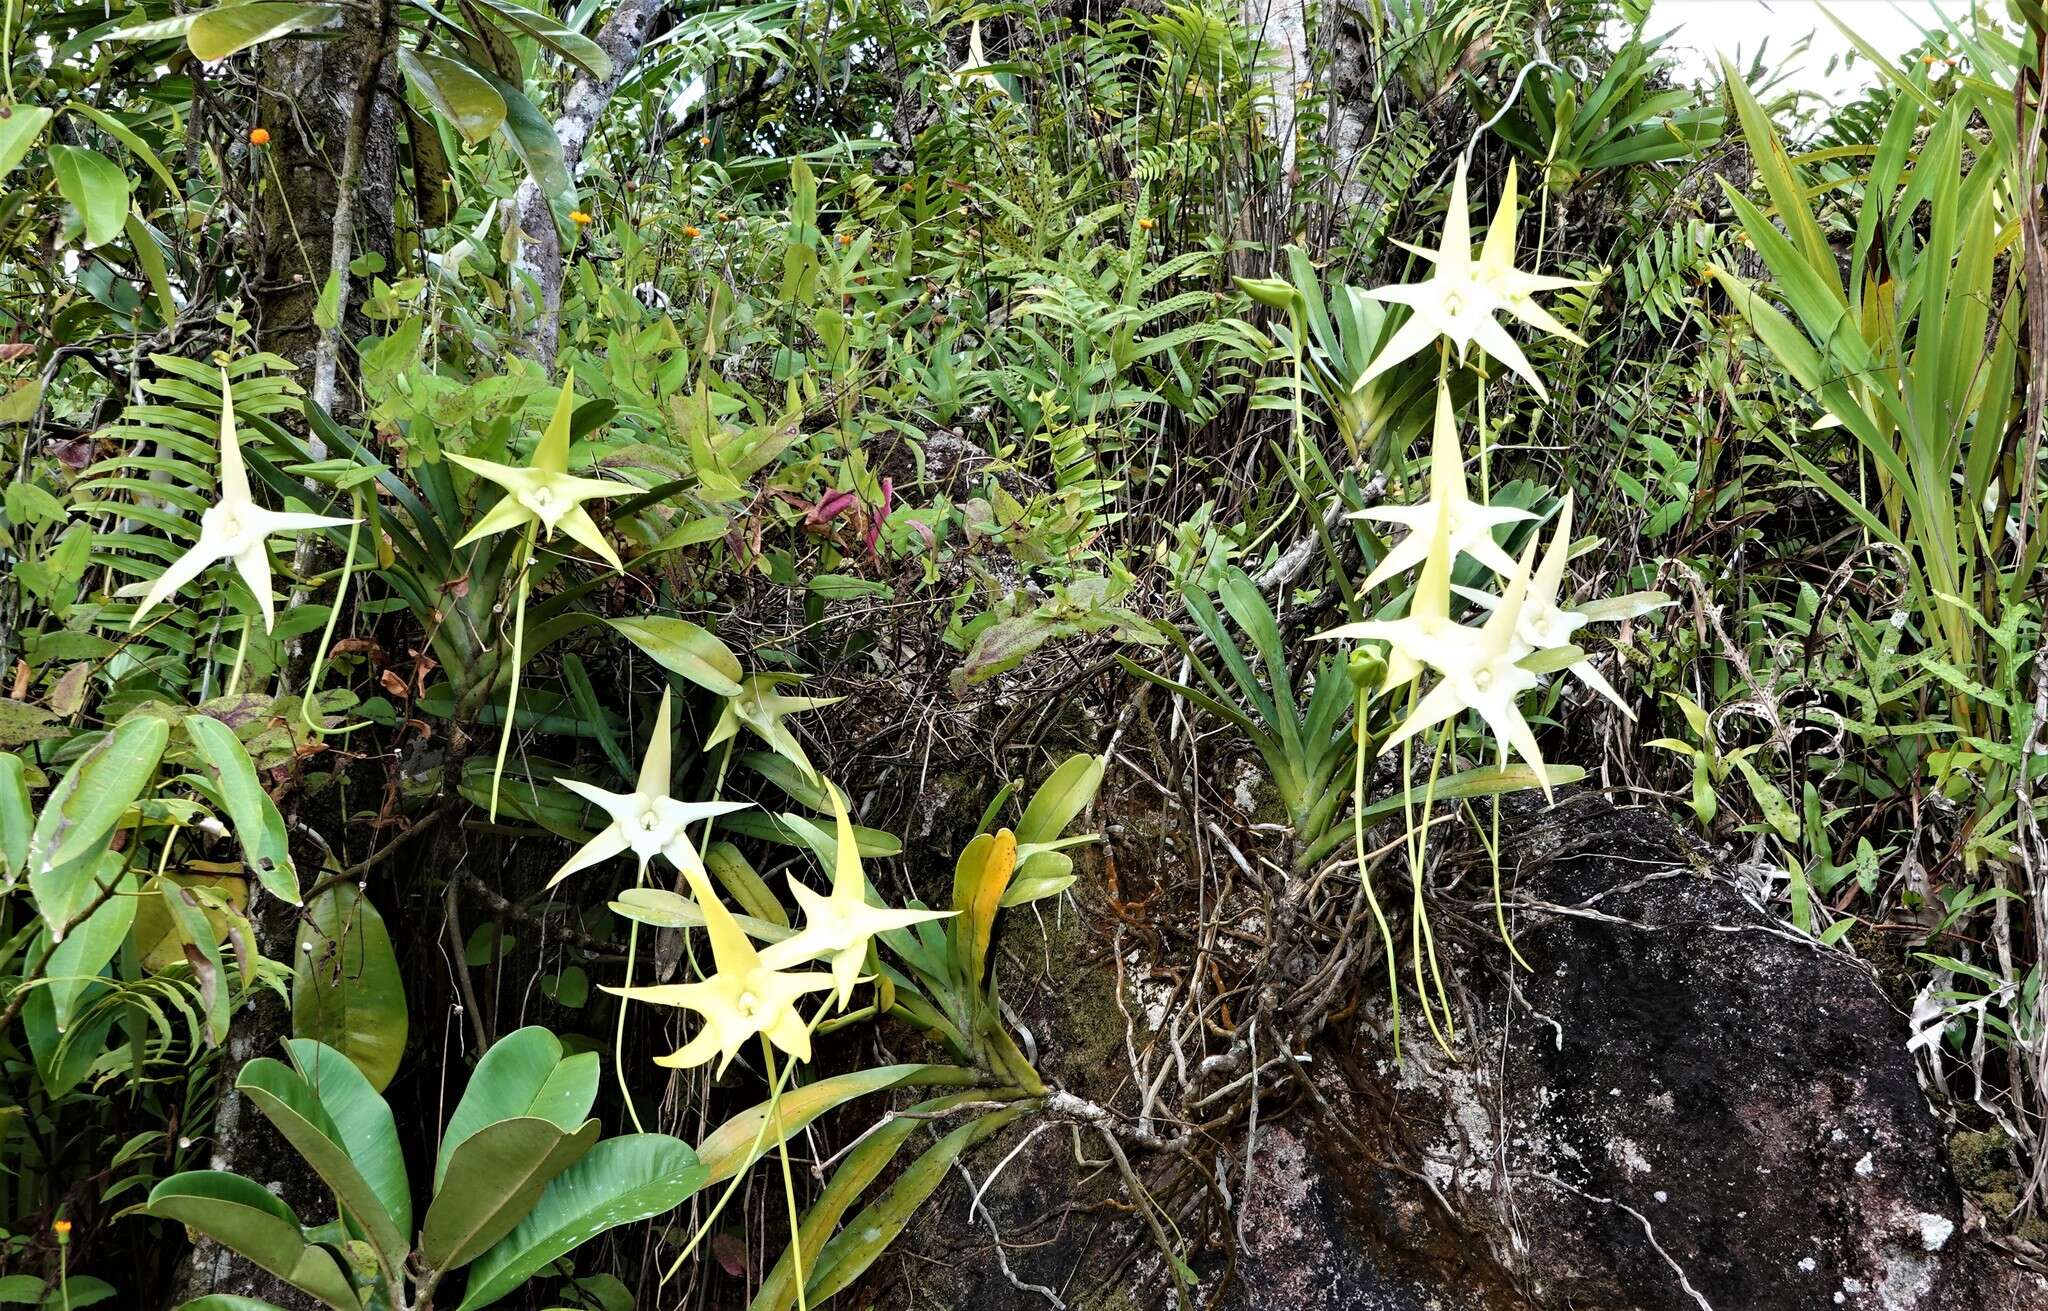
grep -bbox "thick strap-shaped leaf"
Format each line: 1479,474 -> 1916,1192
28,715 -> 167,934
696,1065 -> 972,1185
187,2 -> 340,62
293,882 -> 408,1091
464,0 -> 612,80
399,48 -> 507,144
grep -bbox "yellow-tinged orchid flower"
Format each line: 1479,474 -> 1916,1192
1379,537 -> 1558,798
1356,160 -> 1588,399
705,674 -> 844,783
1315,496 -> 1474,692
449,369 -> 624,571
605,867 -> 833,1073
1473,163 -> 1591,347
1350,383 -> 1532,592
758,783 -> 953,1008
129,369 -> 356,633
549,688 -> 752,887
1455,491 -> 1636,718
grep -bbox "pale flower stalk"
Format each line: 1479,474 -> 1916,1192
130,369 -> 355,633
759,782 -> 953,1007
549,688 -> 751,887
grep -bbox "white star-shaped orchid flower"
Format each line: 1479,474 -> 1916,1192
705,673 -> 844,783
449,368 -> 624,571
1356,160 -> 1588,399
549,688 -> 752,887
1380,537 -> 1560,798
1454,492 -> 1635,719
1351,382 -> 1533,592
1315,494 -> 1475,693
129,369 -> 356,633
758,782 -> 953,1008
606,867 -> 834,1073
1473,162 -> 1591,346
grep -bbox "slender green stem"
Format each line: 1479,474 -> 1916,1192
614,868 -> 648,1133
764,1036 -> 810,1311
661,1018 -> 807,1284
1352,691 -> 1401,1060
486,525 -> 537,821
301,492 -> 365,736
224,613 -> 252,698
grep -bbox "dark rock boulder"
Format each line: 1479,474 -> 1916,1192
875,790 -> 2047,1310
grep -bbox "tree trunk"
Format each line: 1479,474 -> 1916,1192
511,0 -> 673,368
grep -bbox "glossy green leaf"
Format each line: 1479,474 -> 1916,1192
0,752 -> 32,882
420,1116 -> 600,1272
286,1038 -> 411,1243
48,144 -> 132,248
237,1058 -> 407,1263
42,868 -> 138,1034
605,616 -> 743,696
399,49 -> 506,145
146,1172 -> 362,1311
486,74 -> 576,237
28,715 -> 167,934
466,0 -> 613,80
456,1135 -> 706,1310
293,882 -> 408,1091
0,106 -> 53,183
184,714 -> 299,904
174,1299 -> 295,1311
187,2 -> 340,62
435,1026 -> 598,1191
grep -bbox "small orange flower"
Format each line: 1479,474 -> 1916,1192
53,1219 -> 72,1241
1138,217 -> 1155,231
684,225 -> 702,238
569,210 -> 593,226
249,128 -> 271,146
837,233 -> 853,246
698,134 -> 711,147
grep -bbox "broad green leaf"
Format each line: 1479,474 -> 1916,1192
28,715 -> 168,935
287,1038 -> 410,1243
605,616 -> 743,695
400,49 -> 507,144
486,75 -> 575,237
187,2 -> 340,62
435,1026 -> 598,1191
66,101 -> 183,200
174,1299 -> 295,1311
419,1116 -> 600,1272
48,144 -> 132,248
466,0 -> 613,80
697,1065 -> 948,1185
0,752 -> 31,880
157,870 -> 233,1044
146,1172 -> 362,1311
184,714 -> 299,904
42,868 -> 138,1034
237,1058 -> 407,1264
456,1135 -> 706,1310
293,882 -> 408,1091
0,106 -> 53,183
